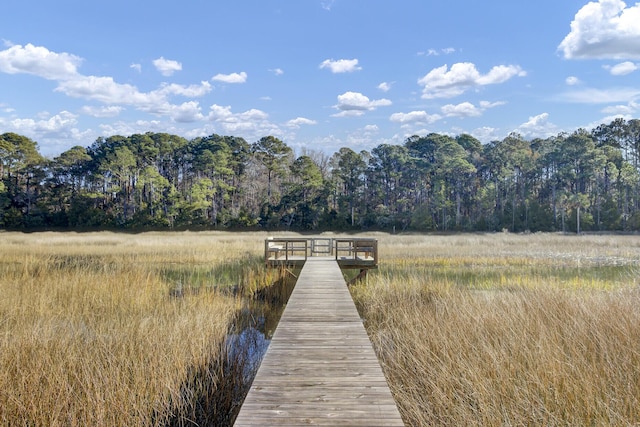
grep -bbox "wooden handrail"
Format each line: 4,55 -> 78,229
265,237 -> 377,269
333,238 -> 377,262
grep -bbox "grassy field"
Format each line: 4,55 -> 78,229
2,231 -> 639,426
0,231 -> 276,426
351,233 -> 640,426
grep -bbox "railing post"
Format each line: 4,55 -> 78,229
264,239 -> 268,265
373,239 -> 378,264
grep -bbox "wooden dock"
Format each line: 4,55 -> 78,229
233,257 -> 404,426
264,237 -> 379,270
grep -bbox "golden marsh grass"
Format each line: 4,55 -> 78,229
352,233 -> 640,426
0,231 -> 273,426
4,231 -> 640,425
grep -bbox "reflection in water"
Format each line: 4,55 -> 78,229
226,325 -> 271,385
164,269 -> 297,426
224,273 -> 297,424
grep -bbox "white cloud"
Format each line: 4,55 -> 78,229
153,57 -> 182,76
207,104 -> 279,136
601,104 -> 636,115
479,100 -> 507,109
477,65 -> 526,85
389,110 -> 442,124
130,63 -> 141,73
10,110 -> 78,134
0,43 -> 235,130
56,75 -> 163,107
98,120 -> 164,140
605,61 -> 638,75
343,125 -> 383,148
421,47 -> 456,56
440,101 -> 505,118
0,43 -> 81,80
558,0 -> 640,60
418,62 -> 526,99
441,102 -> 482,117
270,68 -> 284,76
80,105 -> 123,117
470,126 -> 500,143
566,76 -> 581,85
321,0 -> 336,11
515,112 -> 560,139
332,91 -> 391,117
2,111 -> 93,154
589,114 -> 635,130
212,71 -> 248,83
57,76 -> 210,119
157,81 -> 212,97
0,45 -> 193,112
0,102 -> 14,113
169,101 -> 204,123
377,82 -> 392,92
520,112 -> 549,129
0,42 -> 282,155
286,117 -> 317,128
319,58 -> 362,73
559,87 -> 640,103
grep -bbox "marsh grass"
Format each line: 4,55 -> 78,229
352,233 -> 640,426
5,230 -> 640,425
0,231 -> 274,426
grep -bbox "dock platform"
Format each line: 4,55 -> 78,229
233,257 -> 403,426
264,237 -> 379,270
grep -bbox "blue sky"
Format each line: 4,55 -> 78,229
1,0 -> 640,157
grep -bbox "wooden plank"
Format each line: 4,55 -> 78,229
234,258 -> 404,426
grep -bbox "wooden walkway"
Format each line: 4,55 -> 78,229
234,257 -> 404,426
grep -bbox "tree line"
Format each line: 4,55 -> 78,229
1,117 -> 640,232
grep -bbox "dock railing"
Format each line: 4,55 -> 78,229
265,237 -> 308,265
265,237 -> 378,269
310,237 -> 333,255
334,237 -> 378,265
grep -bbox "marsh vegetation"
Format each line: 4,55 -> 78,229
352,233 -> 640,426
2,231 -> 639,426
0,231 -> 286,426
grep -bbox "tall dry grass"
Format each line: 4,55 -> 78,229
0,231 -> 272,426
352,233 -> 640,426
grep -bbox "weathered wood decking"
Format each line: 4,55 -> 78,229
233,257 -> 404,426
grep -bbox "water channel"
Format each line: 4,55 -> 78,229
165,268 -> 299,426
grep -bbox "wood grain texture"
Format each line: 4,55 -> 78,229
234,257 -> 404,426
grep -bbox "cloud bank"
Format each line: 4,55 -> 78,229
418,62 -> 526,99
558,0 -> 640,60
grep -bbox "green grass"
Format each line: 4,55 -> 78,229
378,259 -> 637,291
